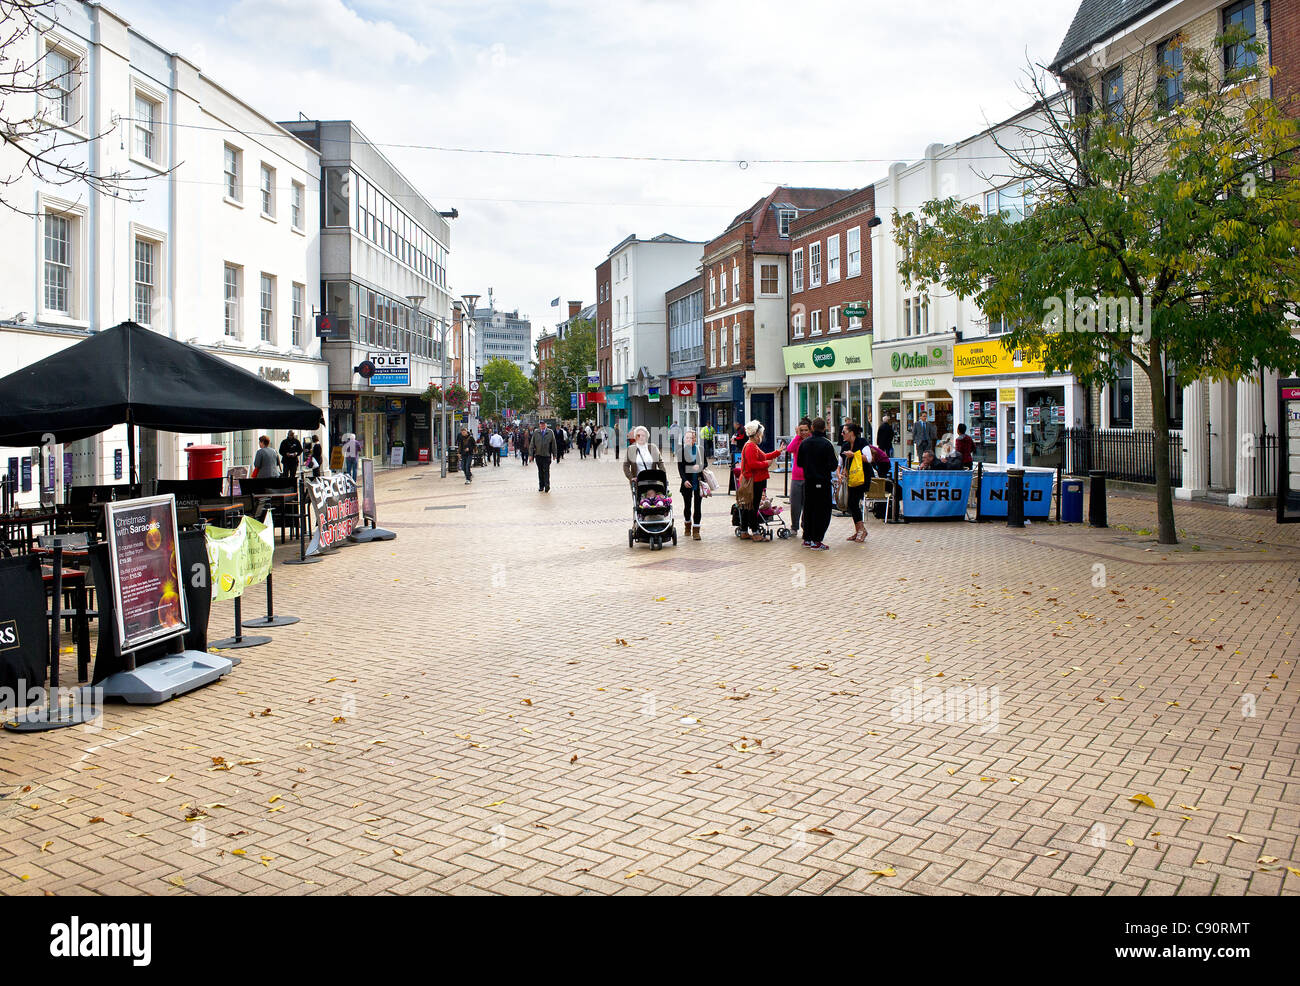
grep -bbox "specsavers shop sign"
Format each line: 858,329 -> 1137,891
874,340 -> 953,390
783,334 -> 873,376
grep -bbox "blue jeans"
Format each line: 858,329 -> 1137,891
345,457 -> 358,480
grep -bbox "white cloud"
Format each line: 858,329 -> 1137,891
107,0 -> 1083,344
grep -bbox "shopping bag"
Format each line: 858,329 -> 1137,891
701,468 -> 719,491
847,450 -> 865,487
835,475 -> 849,513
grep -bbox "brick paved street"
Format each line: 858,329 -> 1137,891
1,454 -> 1297,895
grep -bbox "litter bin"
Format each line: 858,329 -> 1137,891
185,444 -> 226,480
1061,478 -> 1084,523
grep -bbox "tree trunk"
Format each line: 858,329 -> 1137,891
1145,350 -> 1178,545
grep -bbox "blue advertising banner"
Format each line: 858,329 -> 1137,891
979,468 -> 1054,518
605,387 -> 628,410
898,468 -> 973,518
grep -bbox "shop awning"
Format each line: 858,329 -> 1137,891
0,321 -> 323,447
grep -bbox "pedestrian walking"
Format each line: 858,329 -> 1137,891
912,409 -> 936,462
676,428 -> 709,540
457,427 -> 475,484
954,422 -> 975,468
839,422 -> 870,543
737,421 -> 785,543
342,432 -> 361,480
307,435 -> 324,478
728,418 -> 745,494
796,417 -> 838,550
279,430 -> 302,481
592,426 -> 604,459
786,418 -> 812,537
530,421 -> 557,491
489,429 -> 503,467
251,434 -> 280,479
877,412 -> 895,460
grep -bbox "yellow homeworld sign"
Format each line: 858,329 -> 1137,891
954,339 -> 1046,377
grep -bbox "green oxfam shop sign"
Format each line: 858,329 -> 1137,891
890,346 -> 947,372
783,334 -> 873,376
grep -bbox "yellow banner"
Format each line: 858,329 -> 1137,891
954,339 -> 1045,377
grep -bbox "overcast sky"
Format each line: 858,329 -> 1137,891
107,0 -> 1082,343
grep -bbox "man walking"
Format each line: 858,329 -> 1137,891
489,429 -> 503,467
796,418 -> 838,550
457,427 -> 475,484
342,432 -> 361,480
911,409 -> 936,463
279,431 -> 302,481
530,421 -> 557,492
876,412 -> 895,460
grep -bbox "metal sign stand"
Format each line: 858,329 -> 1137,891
209,594 -> 271,650
283,470 -> 321,566
242,572 -> 299,629
3,537 -> 101,732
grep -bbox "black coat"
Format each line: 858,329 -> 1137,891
796,433 -> 838,485
279,436 -> 302,460
677,444 -> 709,491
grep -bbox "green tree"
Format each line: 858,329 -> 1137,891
895,33 -> 1300,545
481,357 -> 537,419
540,318 -> 597,415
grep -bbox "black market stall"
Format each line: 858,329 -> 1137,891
0,321 -> 323,704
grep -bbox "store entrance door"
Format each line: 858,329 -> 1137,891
1002,404 -> 1017,465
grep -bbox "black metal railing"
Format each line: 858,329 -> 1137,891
1254,431 -> 1278,497
1064,427 -> 1182,486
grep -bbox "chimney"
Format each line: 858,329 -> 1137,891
568,300 -> 582,318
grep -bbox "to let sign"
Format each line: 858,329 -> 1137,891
367,353 -> 410,387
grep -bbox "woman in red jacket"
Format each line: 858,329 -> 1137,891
738,420 -> 785,542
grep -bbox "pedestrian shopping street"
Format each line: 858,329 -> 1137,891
1,453 -> 1297,895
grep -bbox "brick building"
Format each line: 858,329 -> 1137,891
782,186 -> 877,436
698,186 -> 851,450
594,258 -> 613,427
665,274 -> 704,430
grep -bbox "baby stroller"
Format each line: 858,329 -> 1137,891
628,467 -> 678,550
731,493 -> 792,540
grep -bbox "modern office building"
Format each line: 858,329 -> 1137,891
470,290 -> 532,376
278,119 -> 453,466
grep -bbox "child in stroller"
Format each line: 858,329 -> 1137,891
731,491 -> 791,540
628,467 -> 677,550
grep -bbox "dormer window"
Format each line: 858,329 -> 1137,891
778,208 -> 797,237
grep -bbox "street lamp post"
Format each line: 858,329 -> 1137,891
456,293 -> 481,479
407,294 -> 429,472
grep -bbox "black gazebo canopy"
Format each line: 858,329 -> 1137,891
0,321 -> 322,448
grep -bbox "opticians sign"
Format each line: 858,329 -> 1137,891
783,334 -> 874,376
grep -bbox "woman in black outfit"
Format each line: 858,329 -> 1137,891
839,422 -> 870,543
677,428 -> 709,540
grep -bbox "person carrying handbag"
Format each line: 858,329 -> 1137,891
839,422 -> 870,543
677,428 -> 709,540
737,420 -> 785,542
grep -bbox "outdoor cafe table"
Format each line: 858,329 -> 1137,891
198,501 -> 243,526
0,510 -> 57,554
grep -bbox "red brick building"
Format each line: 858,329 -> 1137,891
784,187 -> 878,434
698,186 -> 851,447
595,258 -> 612,425
1270,0 -> 1300,117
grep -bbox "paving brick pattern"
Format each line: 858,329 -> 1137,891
0,453 -> 1296,895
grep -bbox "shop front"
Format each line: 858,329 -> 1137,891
954,339 -> 1078,469
697,376 -> 744,443
872,336 -> 957,463
205,352 -> 328,478
604,385 -> 629,443
670,379 -> 699,432
783,334 -> 873,438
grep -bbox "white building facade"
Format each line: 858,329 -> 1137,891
871,108 -> 1084,468
0,1 -> 325,504
605,233 -> 704,428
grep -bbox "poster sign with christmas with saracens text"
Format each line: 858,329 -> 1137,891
305,473 -> 361,554
104,495 -> 190,654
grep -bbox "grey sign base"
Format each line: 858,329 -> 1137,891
100,651 -> 234,705
3,690 -> 103,732
348,527 -> 396,543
